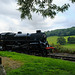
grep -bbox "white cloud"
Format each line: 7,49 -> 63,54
11,18 -> 19,25
0,20 -> 10,32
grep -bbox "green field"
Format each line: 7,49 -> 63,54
0,51 -> 75,75
47,36 -> 58,45
62,44 -> 75,50
47,36 -> 75,50
64,35 -> 75,42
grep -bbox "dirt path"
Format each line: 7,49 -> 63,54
0,57 -> 23,71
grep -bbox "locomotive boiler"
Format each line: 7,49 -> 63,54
0,30 -> 55,56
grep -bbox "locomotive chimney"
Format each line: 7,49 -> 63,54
36,30 -> 41,33
18,32 -> 22,34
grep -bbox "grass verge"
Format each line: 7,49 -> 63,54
0,51 -> 75,75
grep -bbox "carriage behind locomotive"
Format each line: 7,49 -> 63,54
0,30 -> 55,56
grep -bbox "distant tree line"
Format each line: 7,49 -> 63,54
45,27 -> 75,37
57,37 -> 75,45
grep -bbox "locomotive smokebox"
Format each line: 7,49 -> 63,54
36,30 -> 41,33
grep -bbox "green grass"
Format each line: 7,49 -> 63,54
47,36 -> 58,45
64,35 -> 75,42
0,51 -> 75,75
62,44 -> 75,50
47,36 -> 75,50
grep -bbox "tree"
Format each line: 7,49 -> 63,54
45,27 -> 75,36
68,37 -> 75,44
57,37 -> 66,45
17,0 -> 75,20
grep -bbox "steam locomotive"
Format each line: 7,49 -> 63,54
0,30 -> 55,56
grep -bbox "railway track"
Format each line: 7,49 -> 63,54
0,46 -> 75,62
48,53 -> 75,62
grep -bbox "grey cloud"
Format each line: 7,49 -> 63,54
20,12 -> 48,30
0,0 -> 19,18
0,0 -> 75,33
0,0 -> 13,4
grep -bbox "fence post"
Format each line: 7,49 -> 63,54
0,57 -> 2,64
0,57 -> 6,75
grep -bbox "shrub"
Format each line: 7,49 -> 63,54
68,37 -> 75,44
51,44 -> 75,54
57,37 -> 66,45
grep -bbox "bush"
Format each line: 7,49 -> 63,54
53,44 -> 75,54
57,37 -> 66,45
68,37 -> 75,44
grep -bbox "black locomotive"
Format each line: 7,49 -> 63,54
0,30 -> 55,56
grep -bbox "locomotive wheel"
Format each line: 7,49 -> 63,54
2,44 -> 7,51
42,50 -> 48,57
2,46 -> 6,51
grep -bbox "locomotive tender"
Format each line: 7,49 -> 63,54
0,30 -> 55,56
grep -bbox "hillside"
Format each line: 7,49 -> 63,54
0,51 -> 75,75
47,35 -> 75,45
45,27 -> 75,37
47,36 -> 75,53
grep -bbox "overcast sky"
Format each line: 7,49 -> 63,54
0,0 -> 75,33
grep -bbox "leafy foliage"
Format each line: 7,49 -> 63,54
71,0 -> 75,3
68,37 -> 75,44
57,37 -> 66,45
46,27 -> 75,37
17,0 -> 71,19
54,44 -> 75,54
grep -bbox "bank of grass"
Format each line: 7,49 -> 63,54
0,51 -> 75,75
